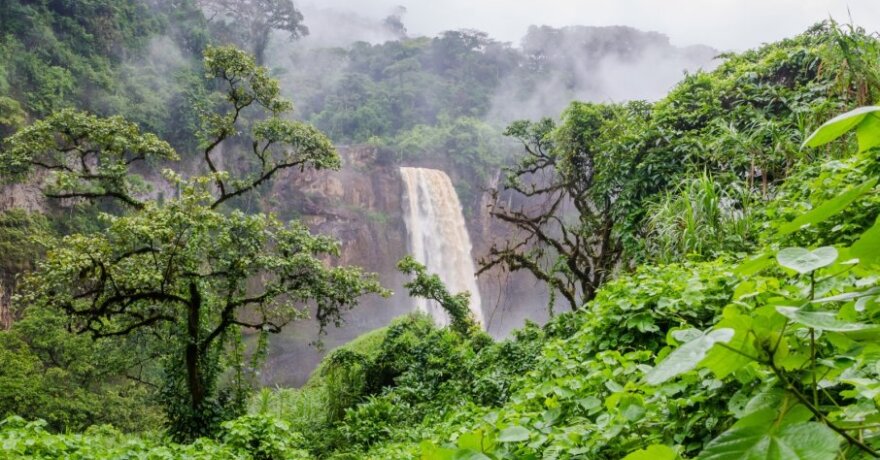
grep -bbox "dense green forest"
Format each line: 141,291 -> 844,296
2,1 -> 880,459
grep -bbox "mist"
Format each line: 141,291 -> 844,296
302,0 -> 880,51
269,15 -> 722,124
296,4 -> 406,48
486,25 -> 719,123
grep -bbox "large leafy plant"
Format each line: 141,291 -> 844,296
646,106 -> 880,459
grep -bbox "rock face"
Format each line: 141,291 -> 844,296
0,182 -> 47,329
0,183 -> 46,213
259,145 -> 414,386
0,142 -> 551,385
258,145 -> 552,386
270,146 -> 408,273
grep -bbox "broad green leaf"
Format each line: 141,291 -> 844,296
732,409 -> 779,430
851,216 -> 880,269
733,392 -> 813,430
497,426 -> 530,443
855,295 -> 877,312
702,315 -> 754,378
421,441 -> 456,460
619,395 -> 647,422
457,430 -> 494,452
623,444 -> 678,460
671,328 -> 703,344
735,252 -> 774,276
743,389 -> 786,414
776,247 -> 838,274
776,307 -> 870,332
697,422 -> 839,460
803,106 -> 880,152
646,329 -> 734,385
778,178 -> 877,235
856,111 -> 880,152
813,286 -> 880,303
453,452 -> 492,460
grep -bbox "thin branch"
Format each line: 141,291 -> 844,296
210,158 -> 306,209
45,191 -> 145,209
767,353 -> 879,457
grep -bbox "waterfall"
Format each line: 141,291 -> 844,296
400,167 -> 484,327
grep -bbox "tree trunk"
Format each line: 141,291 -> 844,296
253,29 -> 270,66
749,158 -> 755,190
186,281 -> 204,411
0,281 -> 9,330
762,167 -> 768,197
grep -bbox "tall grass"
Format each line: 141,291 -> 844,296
321,350 -> 370,423
253,386 -> 328,428
645,173 -> 755,263
249,324 -> 392,428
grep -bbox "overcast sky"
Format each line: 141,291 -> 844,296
302,0 -> 880,50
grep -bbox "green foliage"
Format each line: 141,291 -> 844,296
256,262 -> 732,458
777,177 -> 878,236
0,212 -> 161,432
645,173 -> 757,263
485,102 -> 646,310
485,22 -> 880,313
259,100 -> 880,459
0,209 -> 51,279
0,96 -> 25,138
0,414 -> 313,459
0,305 -> 164,432
571,261 -> 735,353
645,329 -> 735,385
390,116 -> 511,203
3,12 -> 880,460
697,422 -> 839,460
803,106 -> 880,152
775,246 -> 838,273
398,256 -> 479,336
645,173 -> 756,262
640,110 -> 880,458
624,444 -> 680,460
1,109 -> 177,207
307,31 -> 516,143
851,216 -> 880,269
0,0 -> 207,132
322,350 -> 371,423
338,396 -> 400,449
221,414 -> 311,460
1,45 -> 386,442
200,0 -> 307,65
765,147 -> 880,248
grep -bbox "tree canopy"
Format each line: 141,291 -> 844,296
199,0 -> 308,64
1,45 -> 386,439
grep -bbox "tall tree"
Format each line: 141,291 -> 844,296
480,102 -> 648,311
0,46 -> 385,439
198,0 -> 308,65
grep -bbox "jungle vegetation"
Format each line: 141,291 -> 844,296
1,2 -> 880,459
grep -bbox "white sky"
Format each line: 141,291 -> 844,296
303,0 -> 880,50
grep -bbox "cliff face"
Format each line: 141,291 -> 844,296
257,145 -> 552,386
0,182 -> 47,329
269,146 -> 408,273
0,183 -> 45,213
0,143 -> 549,386
259,146 -> 414,386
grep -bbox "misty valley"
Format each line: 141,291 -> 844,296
1,1 -> 880,459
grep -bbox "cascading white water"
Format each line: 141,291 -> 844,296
400,167 -> 484,327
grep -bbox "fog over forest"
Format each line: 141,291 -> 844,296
302,0 -> 880,50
